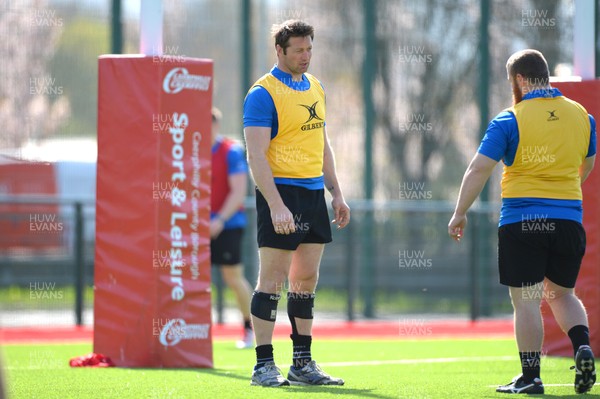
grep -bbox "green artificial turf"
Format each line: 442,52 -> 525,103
3,339 -> 599,398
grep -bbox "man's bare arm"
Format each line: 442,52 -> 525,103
580,155 -> 595,184
244,126 -> 295,234
448,153 -> 498,241
322,127 -> 350,229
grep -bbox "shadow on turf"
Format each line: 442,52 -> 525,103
131,367 -> 251,383
134,368 -> 396,398
275,386 -> 395,398
483,393 -> 600,398
204,369 -> 397,399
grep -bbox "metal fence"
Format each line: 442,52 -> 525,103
0,196 -> 511,327
0,196 -> 95,327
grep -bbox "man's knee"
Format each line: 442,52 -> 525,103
545,288 -> 576,305
256,263 -> 289,292
256,278 -> 286,293
540,279 -> 575,304
289,271 -> 319,292
510,286 -> 543,309
220,268 -> 239,286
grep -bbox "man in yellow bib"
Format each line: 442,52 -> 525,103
243,20 -> 350,387
449,49 -> 597,394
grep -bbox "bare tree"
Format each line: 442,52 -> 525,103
0,0 -> 68,152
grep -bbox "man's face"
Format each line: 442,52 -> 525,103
277,35 -> 312,76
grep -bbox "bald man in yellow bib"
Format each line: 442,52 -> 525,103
449,49 -> 597,395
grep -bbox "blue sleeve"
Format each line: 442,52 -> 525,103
587,115 -> 596,157
227,144 -> 248,175
477,111 -> 518,163
243,86 -> 275,128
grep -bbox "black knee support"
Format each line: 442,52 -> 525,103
287,292 -> 315,319
287,292 -> 315,335
251,291 -> 280,321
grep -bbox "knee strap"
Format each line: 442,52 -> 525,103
287,292 -> 315,319
288,292 -> 315,336
251,291 -> 280,321
287,292 -> 315,335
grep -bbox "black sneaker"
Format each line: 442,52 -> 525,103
573,345 -> 596,394
496,374 -> 544,394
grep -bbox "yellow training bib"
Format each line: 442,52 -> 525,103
502,95 -> 590,200
251,73 -> 325,179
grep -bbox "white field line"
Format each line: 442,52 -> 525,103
318,355 -> 514,367
217,355 -> 515,370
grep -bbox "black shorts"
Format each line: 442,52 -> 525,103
211,228 -> 243,265
498,219 -> 586,288
256,185 -> 332,250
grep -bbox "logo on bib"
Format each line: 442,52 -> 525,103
298,101 -> 324,131
546,110 -> 559,122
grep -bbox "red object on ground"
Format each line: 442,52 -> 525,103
94,56 -> 214,367
69,353 -> 115,367
542,80 -> 600,357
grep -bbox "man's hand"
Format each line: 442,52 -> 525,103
331,196 -> 350,229
209,218 -> 225,239
270,203 -> 296,235
448,212 -> 467,242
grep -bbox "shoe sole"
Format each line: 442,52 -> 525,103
288,377 -> 344,386
575,349 -> 596,394
496,386 -> 544,395
496,381 -> 544,394
496,388 -> 544,394
250,380 -> 290,387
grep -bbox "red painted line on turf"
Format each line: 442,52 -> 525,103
0,319 -> 513,344
214,319 -> 514,340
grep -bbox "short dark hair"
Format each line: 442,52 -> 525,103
211,107 -> 222,123
506,49 -> 549,86
272,20 -> 314,54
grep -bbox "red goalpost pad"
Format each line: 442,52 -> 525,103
94,55 -> 213,367
543,80 -> 600,357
